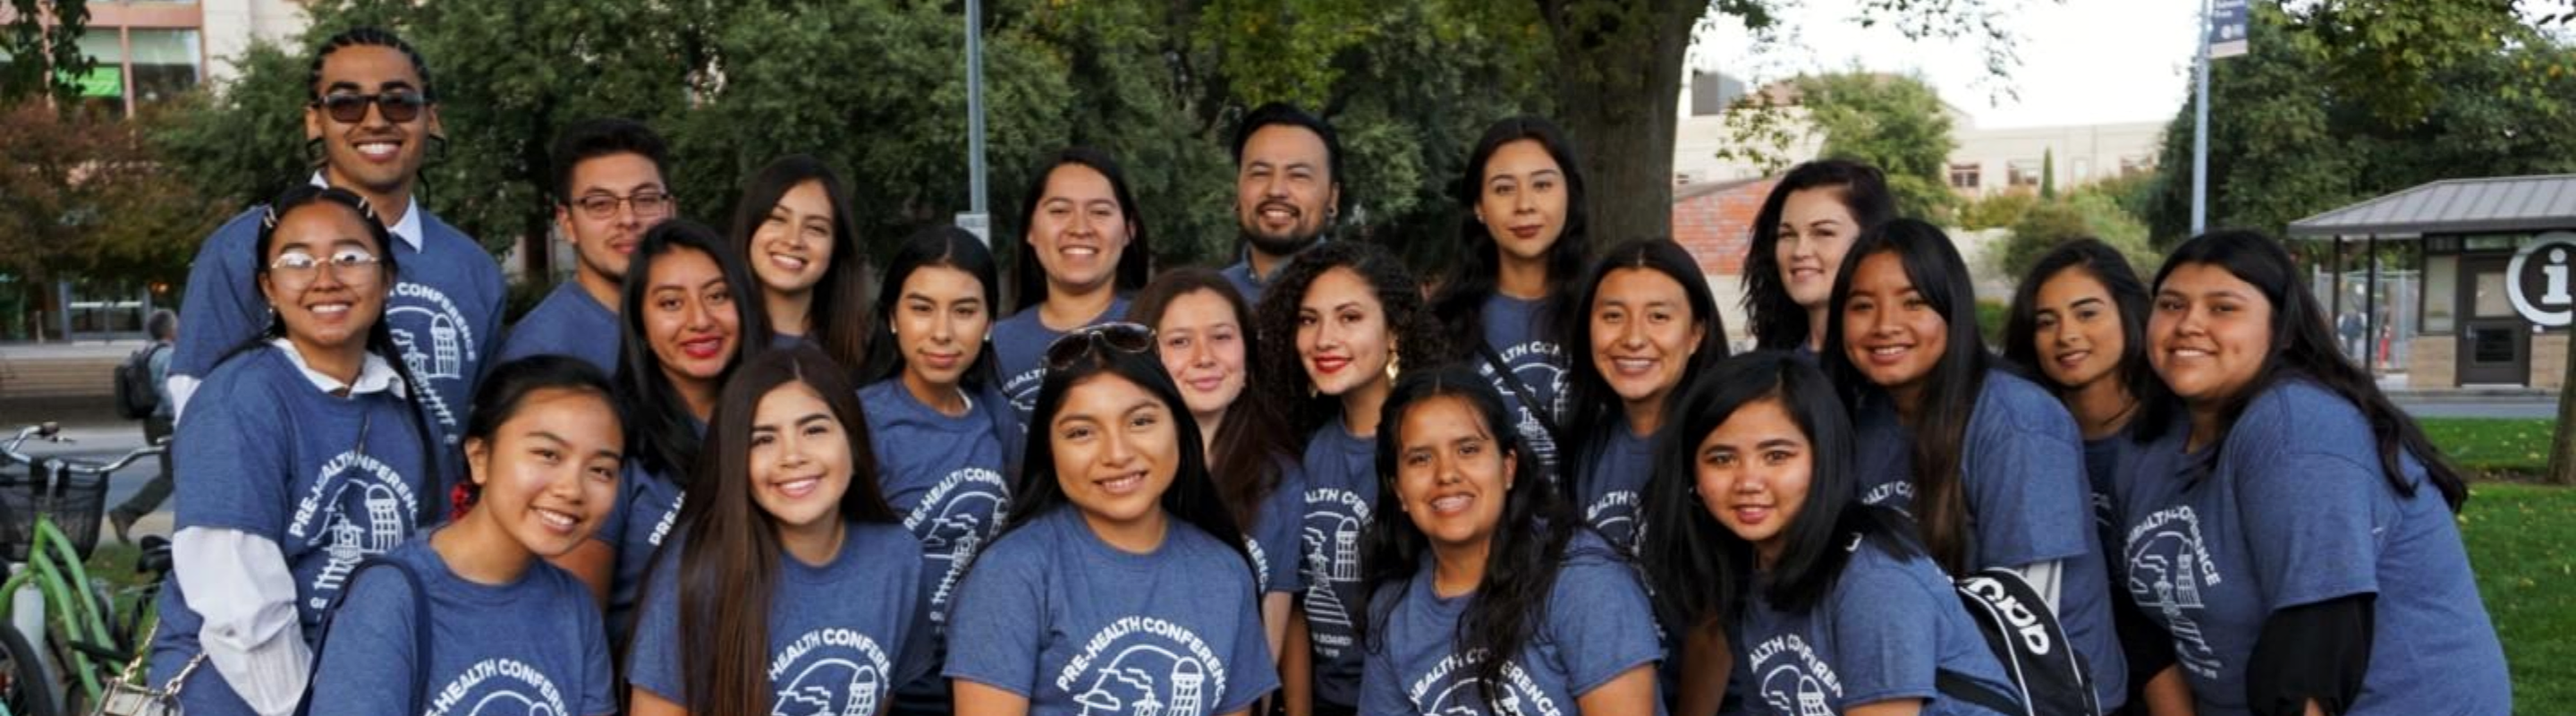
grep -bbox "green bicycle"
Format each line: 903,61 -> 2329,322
0,423 -> 174,716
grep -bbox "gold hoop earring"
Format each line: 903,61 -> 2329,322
1385,350 -> 1401,384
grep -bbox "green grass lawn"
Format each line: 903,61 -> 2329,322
2419,417 -> 2556,476
2462,482 -> 2575,706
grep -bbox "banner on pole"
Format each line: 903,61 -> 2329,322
2210,0 -> 2250,59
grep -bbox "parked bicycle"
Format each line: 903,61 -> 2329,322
0,423 -> 174,716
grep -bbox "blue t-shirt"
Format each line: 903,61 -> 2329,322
860,378 -> 1013,632
991,297 -> 1131,431
171,206 -> 505,454
2112,382 -> 2510,716
148,347 -> 435,716
495,282 -> 621,375
1246,463 -> 1309,596
945,507 -> 1279,715
594,457 -> 687,647
1850,371 -> 2125,709
1358,533 -> 1665,716
1572,420 -> 1655,552
1735,535 -> 2018,716
1296,423 -> 1377,708
1474,294 -> 1567,473
309,535 -> 614,716
1222,259 -> 1267,306
629,521 -> 935,712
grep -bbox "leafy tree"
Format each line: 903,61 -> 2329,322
0,100 -> 227,329
1958,192 -> 2036,231
1994,192 -> 2155,283
0,0 -> 95,105
2039,148 -> 2055,200
1791,70 -> 1959,222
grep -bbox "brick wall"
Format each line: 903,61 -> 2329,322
1672,177 -> 1776,277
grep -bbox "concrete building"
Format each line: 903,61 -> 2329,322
1945,121 -> 2165,199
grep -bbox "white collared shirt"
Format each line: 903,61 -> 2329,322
307,171 -> 421,252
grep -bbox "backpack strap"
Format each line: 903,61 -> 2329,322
1937,668 -> 2030,716
293,556 -> 435,716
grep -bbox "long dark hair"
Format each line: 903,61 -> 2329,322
1742,159 -> 1896,350
242,184 -> 440,524
1637,352 -> 1917,628
2136,230 -> 2470,511
860,225 -> 1002,390
996,337 -> 1250,567
1252,241 -> 1454,437
1359,366 -> 1591,712
1555,239 -> 1731,494
1819,218 -> 1988,573
615,219 -> 771,483
729,155 -> 875,379
456,355 -> 617,507
1125,267 -> 1298,529
1011,147 -> 1150,311
674,345 -> 897,715
1430,116 -> 1591,355
2004,239 -> 2170,416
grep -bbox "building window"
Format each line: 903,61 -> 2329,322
2008,160 -> 2042,187
1948,163 -> 1980,190
129,30 -> 203,108
2421,254 -> 2455,335
2120,156 -> 2152,176
2072,158 -> 2092,183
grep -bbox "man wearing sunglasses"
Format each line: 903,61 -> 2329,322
168,27 -> 504,472
494,118 -> 676,375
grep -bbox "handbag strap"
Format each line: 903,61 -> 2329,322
292,556 -> 434,715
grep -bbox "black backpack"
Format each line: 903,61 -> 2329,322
1939,567 -> 2104,716
113,343 -> 166,420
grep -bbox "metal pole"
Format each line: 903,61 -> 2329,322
2190,0 -> 2212,234
2366,234 -> 2381,371
965,0 -> 989,243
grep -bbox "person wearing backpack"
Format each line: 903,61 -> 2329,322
110,309 -> 178,543
1640,353 -> 2019,716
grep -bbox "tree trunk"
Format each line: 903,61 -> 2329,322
2550,329 -> 2576,485
1543,0 -> 1698,252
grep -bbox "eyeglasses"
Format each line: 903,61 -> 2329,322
268,249 -> 382,284
1043,322 -> 1155,371
313,92 -> 428,124
572,191 -> 674,220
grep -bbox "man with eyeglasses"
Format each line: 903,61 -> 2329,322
494,118 -> 676,374
169,26 -> 503,482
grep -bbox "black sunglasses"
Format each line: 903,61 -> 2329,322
313,92 -> 428,124
1043,322 -> 1156,371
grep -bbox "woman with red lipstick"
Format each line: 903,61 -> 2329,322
1430,116 -> 1593,476
1252,241 -> 1453,716
2004,241 -> 2192,716
2115,231 -> 2504,716
308,356 -> 624,716
732,155 -> 875,372
596,219 -> 769,649
1821,219 -> 2126,711
1354,366 -> 1662,716
945,325 -> 1277,716
996,148 -> 1153,430
858,226 -> 1020,715
1128,268 -> 1305,655
149,185 -> 442,716
1741,159 -> 1897,354
1639,352 -> 2018,716
629,345 -> 931,716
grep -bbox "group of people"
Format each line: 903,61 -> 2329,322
141,24 -> 2510,716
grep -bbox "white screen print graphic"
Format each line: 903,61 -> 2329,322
428,658 -> 571,716
289,449 -> 418,611
1055,617 -> 1230,716
1406,649 -> 1563,716
767,627 -> 895,716
2124,506 -> 2224,679
1746,634 -> 1841,716
1299,489 -> 1372,657
386,280 -> 480,437
903,467 -> 1011,628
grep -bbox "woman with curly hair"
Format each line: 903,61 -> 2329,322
1250,241 -> 1452,715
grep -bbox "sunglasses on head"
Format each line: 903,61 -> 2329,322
1043,322 -> 1155,371
313,91 -> 428,124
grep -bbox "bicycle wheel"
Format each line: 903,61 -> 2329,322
0,623 -> 55,716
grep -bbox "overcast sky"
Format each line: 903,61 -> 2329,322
1693,0 -> 2202,129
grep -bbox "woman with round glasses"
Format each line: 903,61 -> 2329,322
946,323 -> 1277,716
151,184 -> 443,716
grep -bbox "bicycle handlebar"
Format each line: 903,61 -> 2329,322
1,423 -> 165,475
